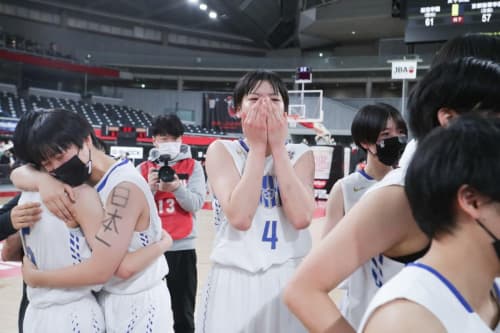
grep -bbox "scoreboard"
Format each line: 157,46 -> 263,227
405,0 -> 500,43
295,66 -> 312,83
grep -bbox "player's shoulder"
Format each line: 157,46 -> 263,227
286,143 -> 313,165
362,298 -> 446,333
206,139 -> 243,165
208,138 -> 236,151
286,142 -> 310,153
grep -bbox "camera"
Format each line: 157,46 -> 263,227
158,164 -> 176,182
148,148 -> 176,182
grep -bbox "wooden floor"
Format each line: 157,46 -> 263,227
0,205 -> 341,333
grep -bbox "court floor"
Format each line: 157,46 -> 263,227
0,204 -> 341,333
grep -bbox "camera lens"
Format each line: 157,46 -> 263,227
158,165 -> 176,182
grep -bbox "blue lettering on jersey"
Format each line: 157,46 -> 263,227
262,220 -> 278,250
213,198 -> 224,227
20,227 -> 37,266
370,255 -> 384,287
260,175 -> 281,208
69,232 -> 82,264
25,247 -> 37,266
21,226 -> 30,236
139,232 -> 150,247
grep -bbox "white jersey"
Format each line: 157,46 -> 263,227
340,254 -> 404,330
19,191 -> 105,333
19,191 -> 99,306
196,140 -> 311,333
340,169 -> 377,212
95,159 -> 173,333
334,170 -> 404,329
210,140 -> 312,273
359,263 -> 500,333
95,159 -> 168,293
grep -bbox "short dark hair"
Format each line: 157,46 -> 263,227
351,103 -> 407,150
150,114 -> 184,138
407,57 -> 500,141
13,109 -> 95,167
405,115 -> 500,238
233,70 -> 289,112
432,33 -> 500,68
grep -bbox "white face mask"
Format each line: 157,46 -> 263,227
158,142 -> 181,159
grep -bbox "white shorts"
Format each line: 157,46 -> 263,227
196,259 -> 307,333
98,281 -> 174,333
23,294 -> 105,333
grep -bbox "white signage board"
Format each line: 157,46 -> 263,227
311,146 -> 334,180
110,146 -> 144,159
391,60 -> 418,80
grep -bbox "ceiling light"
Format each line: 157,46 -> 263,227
188,0 -> 199,4
209,11 -> 217,19
319,52 -> 323,57
351,31 -> 356,35
199,3 -> 208,11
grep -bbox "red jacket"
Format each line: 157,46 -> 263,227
139,159 -> 195,240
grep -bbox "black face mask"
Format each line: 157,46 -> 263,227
376,136 -> 407,167
476,219 -> 500,261
51,150 -> 92,187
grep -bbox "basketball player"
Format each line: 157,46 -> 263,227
323,103 -> 407,236
284,54 -> 500,332
11,109 -> 174,333
360,115 -> 500,332
322,103 -> 407,328
17,188 -> 107,333
196,70 -> 315,333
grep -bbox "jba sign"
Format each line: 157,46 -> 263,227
391,60 -> 418,80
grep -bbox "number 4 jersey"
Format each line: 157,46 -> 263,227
209,139 -> 312,273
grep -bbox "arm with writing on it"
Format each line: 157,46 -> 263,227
72,184 -> 172,280
22,182 -> 144,287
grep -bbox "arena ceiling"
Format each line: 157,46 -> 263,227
22,0 -> 405,50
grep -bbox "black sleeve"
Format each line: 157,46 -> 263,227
0,194 -> 20,241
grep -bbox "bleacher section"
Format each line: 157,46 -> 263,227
0,88 -> 226,137
184,123 -> 225,136
0,92 -> 26,118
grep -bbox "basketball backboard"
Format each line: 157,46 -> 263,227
287,89 -> 324,125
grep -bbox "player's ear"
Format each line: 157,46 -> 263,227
84,134 -> 92,147
437,108 -> 458,128
457,185 -> 483,220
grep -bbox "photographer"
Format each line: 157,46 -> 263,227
138,114 -> 206,333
